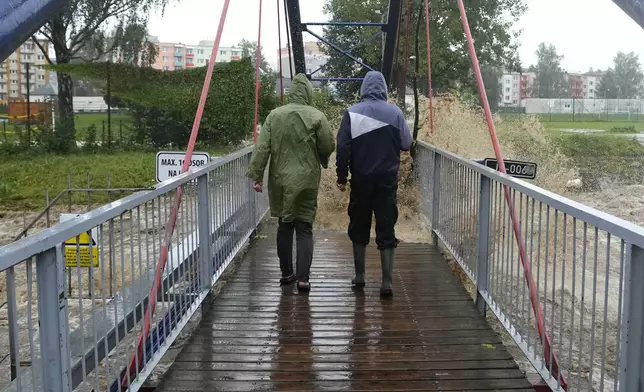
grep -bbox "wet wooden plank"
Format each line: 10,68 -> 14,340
155,225 -> 530,392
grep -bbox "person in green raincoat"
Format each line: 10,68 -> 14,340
247,73 -> 335,291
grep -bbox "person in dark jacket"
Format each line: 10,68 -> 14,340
335,70 -> 412,297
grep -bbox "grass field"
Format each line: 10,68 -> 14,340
0,112 -> 133,143
0,146 -> 231,210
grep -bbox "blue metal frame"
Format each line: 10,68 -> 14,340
303,21 -> 386,27
304,28 -> 377,73
308,30 -> 382,77
285,0 -> 401,86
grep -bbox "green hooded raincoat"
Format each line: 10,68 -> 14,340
246,74 -> 335,223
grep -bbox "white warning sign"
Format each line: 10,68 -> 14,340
156,151 -> 211,183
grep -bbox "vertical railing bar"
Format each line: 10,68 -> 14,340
88,225 -> 100,392
579,222 -> 588,388
550,209 -> 558,374
558,212 -> 567,387
528,197 -> 536,355
614,239 -> 625,392
569,217 -> 577,383
536,202 -> 544,370
119,213 -> 131,389
7,266 -> 21,389
75,233 -> 87,385
519,192 -> 526,341
600,232 -> 611,390
36,246 -> 71,392
432,153 -> 441,244
543,205 -> 550,375
493,181 -> 502,306
128,209 -> 140,380
161,193 -> 170,343
26,259 -> 37,392
135,205 -> 144,370
509,189 -> 516,323
589,226 -> 599,385
99,223 -> 110,385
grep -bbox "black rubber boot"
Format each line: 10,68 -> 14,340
351,243 -> 366,288
379,248 -> 394,298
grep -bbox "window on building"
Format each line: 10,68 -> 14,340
162,56 -> 169,61
11,79 -> 17,84
513,100 -> 518,104
506,80 -> 510,84
163,66 -> 169,71
590,89 -> 594,93
11,90 -> 16,94
162,47 -> 168,52
198,49 -> 204,54
220,50 -> 227,55
505,87 -> 510,92
11,59 -> 16,64
505,95 -> 510,100
186,49 -> 193,54
10,70 -> 16,74
198,59 -> 205,64
38,75 -> 45,80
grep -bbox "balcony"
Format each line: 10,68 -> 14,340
186,62 -> 194,67
186,52 -> 194,57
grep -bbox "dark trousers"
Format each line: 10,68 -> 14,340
277,219 -> 314,282
348,176 -> 399,250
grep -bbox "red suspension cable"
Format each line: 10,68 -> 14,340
276,0 -> 284,104
454,0 -> 567,389
252,0 -> 264,143
423,0 -> 434,135
119,1 -> 232,388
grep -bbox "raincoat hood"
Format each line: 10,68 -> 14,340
360,71 -> 388,101
289,73 -> 313,105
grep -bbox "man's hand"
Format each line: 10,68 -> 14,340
336,182 -> 346,192
253,181 -> 263,193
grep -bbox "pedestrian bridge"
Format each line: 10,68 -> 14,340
1,142 -> 643,392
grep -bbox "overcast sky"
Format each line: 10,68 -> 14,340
147,0 -> 644,73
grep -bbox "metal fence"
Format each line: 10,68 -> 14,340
0,147 -> 268,392
415,141 -> 644,392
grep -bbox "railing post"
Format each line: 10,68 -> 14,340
431,151 -> 441,246
36,245 -> 71,392
618,244 -> 644,392
197,175 -> 213,298
247,154 -> 257,231
475,175 -> 491,316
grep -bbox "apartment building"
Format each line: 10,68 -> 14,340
0,39 -> 51,101
582,72 -> 603,99
151,37 -> 244,70
501,72 -> 521,106
500,70 -> 605,106
277,41 -> 329,79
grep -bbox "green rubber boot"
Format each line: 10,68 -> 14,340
351,244 -> 366,288
379,248 -> 394,297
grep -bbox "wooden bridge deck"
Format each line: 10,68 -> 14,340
155,223 -> 532,391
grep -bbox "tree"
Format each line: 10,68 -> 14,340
596,52 -> 643,99
237,39 -> 271,72
321,0 -> 527,100
53,59 -> 278,146
533,43 -> 568,98
33,0 -> 166,152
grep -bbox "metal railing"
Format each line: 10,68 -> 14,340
414,141 -> 644,392
0,146 -> 268,392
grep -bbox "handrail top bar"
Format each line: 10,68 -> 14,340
0,146 -> 253,270
418,141 -> 644,248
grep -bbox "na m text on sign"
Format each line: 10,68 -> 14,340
156,151 -> 211,183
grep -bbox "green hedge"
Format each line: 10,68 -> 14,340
51,59 -> 278,147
